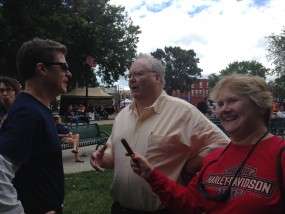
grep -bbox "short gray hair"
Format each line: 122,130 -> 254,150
136,54 -> 165,87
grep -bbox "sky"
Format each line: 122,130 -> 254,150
108,0 -> 285,89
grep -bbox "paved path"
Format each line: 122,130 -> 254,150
62,119 -> 114,174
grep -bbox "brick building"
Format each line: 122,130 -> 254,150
171,79 -> 209,106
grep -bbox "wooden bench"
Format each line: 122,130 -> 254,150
61,123 -> 110,150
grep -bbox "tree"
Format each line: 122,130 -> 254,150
151,46 -> 202,95
266,27 -> 285,76
208,73 -> 220,91
0,0 -> 141,89
268,75 -> 285,102
219,60 -> 269,78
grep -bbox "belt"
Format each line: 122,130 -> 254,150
111,202 -> 171,214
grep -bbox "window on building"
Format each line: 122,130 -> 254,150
199,90 -> 202,96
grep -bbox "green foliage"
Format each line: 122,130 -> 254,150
151,46 -> 202,95
208,61 -> 269,90
64,170 -> 113,214
266,27 -> 285,76
268,76 -> 285,101
219,60 -> 269,78
0,0 -> 141,88
208,73 -> 220,90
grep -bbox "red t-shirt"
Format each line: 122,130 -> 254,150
147,136 -> 285,214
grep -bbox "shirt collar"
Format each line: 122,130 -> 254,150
128,90 -> 167,115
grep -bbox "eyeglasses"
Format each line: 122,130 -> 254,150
0,88 -> 14,94
127,71 -> 157,80
44,62 -> 69,72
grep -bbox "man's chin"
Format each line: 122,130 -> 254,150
61,87 -> 68,94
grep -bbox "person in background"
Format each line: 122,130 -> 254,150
65,104 -> 90,125
196,97 -> 208,115
130,74 -> 285,214
77,104 -> 86,115
0,38 -> 71,213
54,115 -> 84,163
273,101 -> 278,112
99,105 -> 108,119
0,76 -> 21,126
276,105 -> 285,118
90,54 -> 230,213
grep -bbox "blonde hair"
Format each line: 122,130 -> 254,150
210,73 -> 273,125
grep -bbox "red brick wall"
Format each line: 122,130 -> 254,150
171,79 -> 209,106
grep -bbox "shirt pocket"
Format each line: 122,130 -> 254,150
146,134 -> 188,162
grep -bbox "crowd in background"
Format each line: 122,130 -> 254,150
196,97 -> 217,117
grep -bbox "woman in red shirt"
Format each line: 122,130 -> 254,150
130,74 -> 285,214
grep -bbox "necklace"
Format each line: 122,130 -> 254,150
198,131 -> 269,202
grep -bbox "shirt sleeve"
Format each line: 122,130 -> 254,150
277,112 -> 285,118
146,168 -> 204,214
0,112 -> 38,164
187,109 -> 230,158
0,155 -> 24,214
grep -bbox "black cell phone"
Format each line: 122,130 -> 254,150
121,138 -> 134,155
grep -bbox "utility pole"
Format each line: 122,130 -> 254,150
84,63 -> 89,111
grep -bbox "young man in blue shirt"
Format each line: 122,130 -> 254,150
0,38 -> 71,213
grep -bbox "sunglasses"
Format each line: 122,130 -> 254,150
44,62 -> 69,72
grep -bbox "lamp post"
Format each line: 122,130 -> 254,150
123,90 -> 125,107
275,84 -> 278,102
85,65 -> 89,110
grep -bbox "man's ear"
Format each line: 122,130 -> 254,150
35,62 -> 48,76
155,74 -> 160,83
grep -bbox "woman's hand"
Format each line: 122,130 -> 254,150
130,153 -> 154,179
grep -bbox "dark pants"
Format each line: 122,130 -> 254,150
25,206 -> 63,214
111,202 -> 172,214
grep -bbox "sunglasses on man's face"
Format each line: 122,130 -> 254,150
44,62 -> 69,72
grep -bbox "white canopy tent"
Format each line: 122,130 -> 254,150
120,98 -> 132,108
59,87 -> 113,115
61,87 -> 112,99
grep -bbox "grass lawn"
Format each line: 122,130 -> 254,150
64,170 -> 113,214
99,124 -> 113,134
63,124 -> 114,213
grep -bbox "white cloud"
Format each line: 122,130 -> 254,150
109,0 -> 285,78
